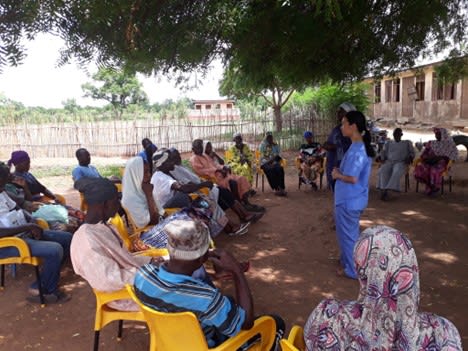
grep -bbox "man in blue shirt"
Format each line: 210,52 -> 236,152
134,218 -> 284,349
72,148 -> 102,182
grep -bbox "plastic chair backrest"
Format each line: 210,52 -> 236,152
108,214 -> 133,250
35,218 -> 49,230
126,285 -> 275,351
126,285 -> 210,350
281,325 -> 305,351
224,149 -> 233,162
121,206 -> 152,235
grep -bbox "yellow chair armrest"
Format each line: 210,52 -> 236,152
35,218 -> 49,230
134,248 -> 169,257
55,194 -> 66,205
0,237 -> 40,266
214,316 -> 276,351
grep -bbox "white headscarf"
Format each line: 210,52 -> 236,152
121,157 -> 151,228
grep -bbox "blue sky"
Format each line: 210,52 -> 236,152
0,33 -> 223,108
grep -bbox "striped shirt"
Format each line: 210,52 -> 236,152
134,264 -> 245,347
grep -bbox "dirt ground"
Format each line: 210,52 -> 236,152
1,151 -> 467,350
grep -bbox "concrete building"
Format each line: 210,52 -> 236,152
365,59 -> 468,129
188,99 -> 240,121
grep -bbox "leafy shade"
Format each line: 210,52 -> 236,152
0,0 -> 467,84
225,1 -> 467,87
81,68 -> 148,117
286,82 -> 371,121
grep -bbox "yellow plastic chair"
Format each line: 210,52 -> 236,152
35,217 -> 49,230
122,206 -> 153,237
280,325 -> 305,351
79,192 -> 88,212
254,150 -> 287,192
108,214 -> 168,257
0,237 -> 45,306
39,193 -> 66,205
126,285 -> 276,351
92,288 -> 146,351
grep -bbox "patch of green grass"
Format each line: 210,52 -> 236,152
33,166 -> 74,178
98,165 -> 124,178
33,164 -> 124,178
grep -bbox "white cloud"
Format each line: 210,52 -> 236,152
0,33 -> 223,108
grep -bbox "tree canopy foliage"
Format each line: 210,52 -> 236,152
81,68 -> 148,117
1,1 -> 466,82
219,62 -> 295,131
286,82 -> 370,119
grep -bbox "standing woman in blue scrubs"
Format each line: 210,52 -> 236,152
332,111 -> 375,279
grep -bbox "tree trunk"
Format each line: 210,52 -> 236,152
273,105 -> 282,132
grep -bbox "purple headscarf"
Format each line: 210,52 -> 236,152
8,150 -> 30,167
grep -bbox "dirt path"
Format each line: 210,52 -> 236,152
1,153 -> 467,350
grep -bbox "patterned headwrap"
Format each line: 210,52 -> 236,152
8,150 -> 30,167
304,225 -> 462,350
430,128 -> 458,161
152,149 -> 170,169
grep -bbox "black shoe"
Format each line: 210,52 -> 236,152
27,290 -> 71,304
243,203 -> 266,212
311,183 -> 318,191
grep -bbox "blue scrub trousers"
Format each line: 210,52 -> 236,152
334,204 -> 361,279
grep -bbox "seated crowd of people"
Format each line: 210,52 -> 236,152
0,113 -> 462,350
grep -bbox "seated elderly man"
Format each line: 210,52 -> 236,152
151,149 -> 256,236
0,163 -> 72,303
134,217 -> 285,349
377,128 -> 415,200
71,177 -> 153,311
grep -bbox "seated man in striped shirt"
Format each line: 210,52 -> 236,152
134,218 -> 284,349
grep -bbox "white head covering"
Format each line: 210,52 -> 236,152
339,102 -> 357,113
121,157 -> 151,228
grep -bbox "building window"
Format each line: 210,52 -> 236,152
385,80 -> 392,102
195,104 -> 202,110
205,104 -> 211,109
215,104 -> 221,109
432,72 -> 456,100
392,79 -> 400,102
226,103 -> 233,109
374,83 -> 381,103
445,83 -> 456,100
415,75 -> 425,101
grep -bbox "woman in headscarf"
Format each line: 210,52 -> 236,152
414,128 -> 458,195
7,153 -> 83,232
259,132 -> 287,196
304,225 -> 462,351
8,150 -> 58,203
203,140 -> 259,210
225,133 -> 254,183
121,156 -> 159,229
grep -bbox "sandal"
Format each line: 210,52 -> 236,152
227,222 -> 250,236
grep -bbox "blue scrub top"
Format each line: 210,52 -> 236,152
334,142 -> 372,210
